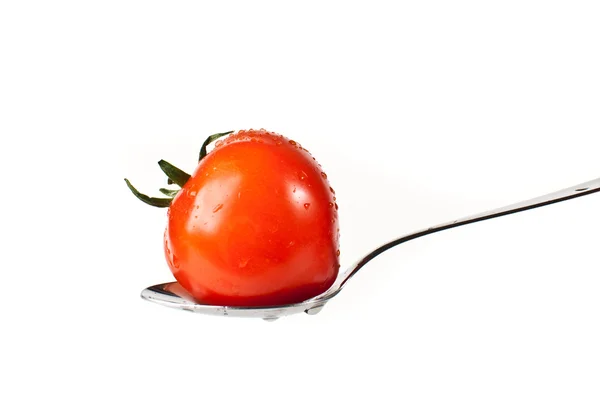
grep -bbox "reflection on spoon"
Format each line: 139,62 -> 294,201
142,177 -> 600,321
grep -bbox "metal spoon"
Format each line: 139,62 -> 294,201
141,177 -> 599,321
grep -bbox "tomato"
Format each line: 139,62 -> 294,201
127,129 -> 340,306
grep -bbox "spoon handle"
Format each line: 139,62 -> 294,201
339,177 -> 600,289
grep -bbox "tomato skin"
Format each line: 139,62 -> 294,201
163,130 -> 340,306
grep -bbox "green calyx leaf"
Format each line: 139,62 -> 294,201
124,179 -> 172,208
158,159 -> 191,187
125,130 -> 234,209
199,131 -> 234,162
159,188 -> 179,198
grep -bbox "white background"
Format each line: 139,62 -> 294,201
1,1 -> 599,397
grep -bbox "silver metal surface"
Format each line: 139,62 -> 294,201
141,281 -> 342,320
142,177 -> 600,320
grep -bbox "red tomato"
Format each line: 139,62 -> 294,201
163,129 -> 340,306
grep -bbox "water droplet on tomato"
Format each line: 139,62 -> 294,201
328,202 -> 333,207
213,203 -> 224,213
321,172 -> 328,179
304,203 -> 311,209
330,187 -> 335,194
172,254 -> 180,268
189,191 -> 197,197
293,187 -> 296,193
215,140 -> 223,148
333,196 -> 336,201
276,141 -> 282,145
335,202 -> 339,210
289,140 -> 297,146
336,249 -> 340,257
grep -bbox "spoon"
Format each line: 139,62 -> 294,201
141,177 -> 599,321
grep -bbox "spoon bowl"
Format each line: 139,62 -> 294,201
141,281 -> 341,320
142,177 -> 600,320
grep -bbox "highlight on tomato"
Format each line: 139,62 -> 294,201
125,129 -> 340,306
